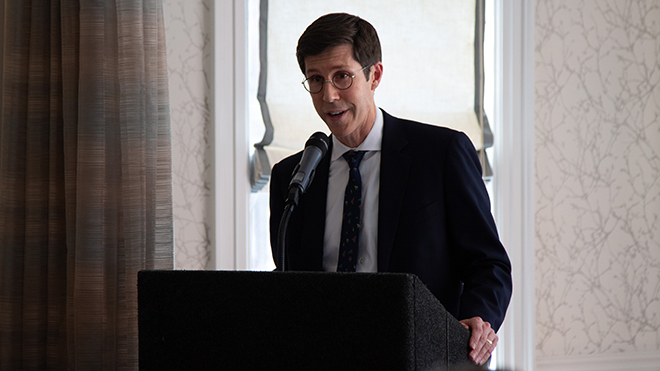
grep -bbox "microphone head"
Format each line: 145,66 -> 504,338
305,132 -> 330,157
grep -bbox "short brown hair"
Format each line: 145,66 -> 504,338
296,13 -> 382,79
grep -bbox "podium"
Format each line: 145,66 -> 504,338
138,270 -> 472,370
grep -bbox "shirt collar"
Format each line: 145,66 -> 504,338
331,108 -> 383,162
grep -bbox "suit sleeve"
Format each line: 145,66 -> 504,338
269,162 -> 287,270
443,132 -> 512,332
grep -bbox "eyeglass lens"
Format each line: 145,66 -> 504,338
303,66 -> 369,93
305,74 -> 351,93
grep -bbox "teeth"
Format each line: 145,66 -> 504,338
329,111 -> 343,117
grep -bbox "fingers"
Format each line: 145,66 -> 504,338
460,316 -> 497,366
474,331 -> 497,365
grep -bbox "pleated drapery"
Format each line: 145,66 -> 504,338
0,1 -> 173,369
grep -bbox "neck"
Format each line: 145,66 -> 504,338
337,104 -> 377,148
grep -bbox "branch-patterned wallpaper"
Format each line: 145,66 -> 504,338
164,0 -> 213,270
535,0 -> 660,357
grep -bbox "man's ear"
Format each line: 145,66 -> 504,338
370,62 -> 383,90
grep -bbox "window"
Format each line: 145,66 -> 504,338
247,0 -> 492,271
247,0 -> 274,270
227,1 -> 536,369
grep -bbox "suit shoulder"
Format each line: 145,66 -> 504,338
272,150 -> 303,174
391,115 -> 472,150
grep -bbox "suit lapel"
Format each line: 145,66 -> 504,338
295,115 -> 411,271
377,111 -> 412,271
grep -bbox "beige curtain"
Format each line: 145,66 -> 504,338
0,1 -> 173,369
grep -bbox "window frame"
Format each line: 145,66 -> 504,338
213,0 -> 535,369
489,1 -> 536,370
213,0 -> 249,270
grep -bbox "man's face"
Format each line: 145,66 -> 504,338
303,44 -> 383,148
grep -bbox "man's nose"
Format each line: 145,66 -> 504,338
322,81 -> 340,102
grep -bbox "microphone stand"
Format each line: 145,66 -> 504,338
276,204 -> 294,272
276,187 -> 301,272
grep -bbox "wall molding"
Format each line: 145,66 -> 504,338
537,352 -> 660,371
213,0 -> 249,270
491,0 -> 536,370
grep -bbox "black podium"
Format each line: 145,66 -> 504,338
138,270 -> 471,370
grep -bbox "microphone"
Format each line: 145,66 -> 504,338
278,131 -> 329,271
286,131 -> 330,206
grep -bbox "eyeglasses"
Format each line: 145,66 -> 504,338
302,65 -> 371,94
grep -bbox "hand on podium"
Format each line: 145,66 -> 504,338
460,316 -> 498,366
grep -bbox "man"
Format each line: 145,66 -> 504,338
269,13 -> 512,366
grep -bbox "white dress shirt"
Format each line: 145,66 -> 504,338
323,108 -> 383,272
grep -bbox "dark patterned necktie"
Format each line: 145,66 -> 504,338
337,151 -> 366,272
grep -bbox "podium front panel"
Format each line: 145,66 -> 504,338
138,270 -> 471,370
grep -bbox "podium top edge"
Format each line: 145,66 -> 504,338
138,270 -> 418,279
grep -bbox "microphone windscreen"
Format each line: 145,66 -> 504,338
305,131 -> 329,155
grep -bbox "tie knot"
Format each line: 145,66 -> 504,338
342,151 -> 365,168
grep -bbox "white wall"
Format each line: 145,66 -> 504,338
535,0 -> 660,369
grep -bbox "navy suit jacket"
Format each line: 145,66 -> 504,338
270,110 -> 512,331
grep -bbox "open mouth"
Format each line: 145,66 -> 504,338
328,110 -> 345,118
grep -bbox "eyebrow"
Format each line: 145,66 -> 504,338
305,64 -> 353,75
